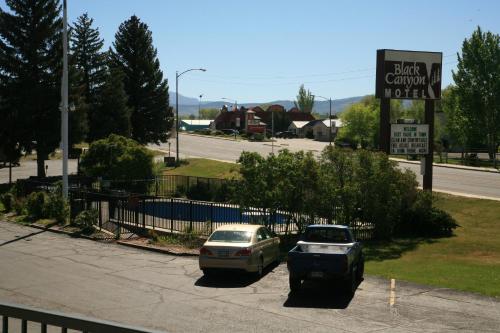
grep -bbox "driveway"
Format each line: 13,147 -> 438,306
1,221 -> 499,332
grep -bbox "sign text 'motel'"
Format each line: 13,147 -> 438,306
376,49 -> 442,100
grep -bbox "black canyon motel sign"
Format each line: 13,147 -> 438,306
376,49 -> 442,100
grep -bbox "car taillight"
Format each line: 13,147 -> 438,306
235,248 -> 252,256
200,247 -> 213,256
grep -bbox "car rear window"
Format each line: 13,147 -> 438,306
304,228 -> 352,243
209,230 -> 253,243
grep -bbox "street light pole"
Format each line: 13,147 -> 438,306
329,98 -> 332,146
61,0 -> 69,199
198,94 -> 203,119
314,95 -> 333,146
175,68 -> 206,163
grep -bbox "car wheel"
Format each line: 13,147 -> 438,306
289,275 -> 301,293
344,268 -> 357,295
202,269 -> 214,278
255,257 -> 264,279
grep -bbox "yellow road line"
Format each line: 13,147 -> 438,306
389,278 -> 396,306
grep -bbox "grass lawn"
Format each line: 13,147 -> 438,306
163,158 -> 240,179
365,193 -> 500,297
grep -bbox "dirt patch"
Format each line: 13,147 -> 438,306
119,237 -> 200,255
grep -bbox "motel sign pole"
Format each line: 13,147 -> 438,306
376,49 -> 442,192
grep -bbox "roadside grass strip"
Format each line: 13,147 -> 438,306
366,193 -> 500,297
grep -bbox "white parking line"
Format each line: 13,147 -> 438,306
390,278 -> 396,306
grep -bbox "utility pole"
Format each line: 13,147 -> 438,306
61,0 -> 69,199
198,94 -> 203,119
176,68 -> 206,163
271,110 -> 274,154
329,97 -> 332,145
175,71 -> 179,163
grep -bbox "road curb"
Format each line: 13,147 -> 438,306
116,240 -> 199,257
182,133 -> 242,142
29,223 -> 96,241
391,158 -> 500,174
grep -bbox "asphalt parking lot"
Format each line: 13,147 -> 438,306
1,221 -> 499,332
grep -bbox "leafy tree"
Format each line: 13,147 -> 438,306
338,102 -> 377,148
441,86 -> 482,155
199,108 -> 220,119
0,0 -> 62,177
453,27 -> 500,163
111,15 -> 172,144
90,66 -> 131,140
294,84 -> 314,113
236,150 -> 319,233
80,134 -> 153,181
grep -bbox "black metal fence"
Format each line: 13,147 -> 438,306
0,301 -> 161,333
93,175 -> 234,201
69,189 -> 374,240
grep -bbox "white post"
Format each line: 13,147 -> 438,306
61,0 -> 69,199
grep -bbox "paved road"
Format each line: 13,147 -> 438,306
151,134 -> 500,200
0,159 -> 78,184
1,221 -> 499,333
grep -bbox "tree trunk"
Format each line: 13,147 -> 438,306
36,150 -> 46,178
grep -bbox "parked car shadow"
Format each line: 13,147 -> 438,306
195,261 -> 280,289
283,278 -> 362,309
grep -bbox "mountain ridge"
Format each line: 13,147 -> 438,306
169,92 -> 366,116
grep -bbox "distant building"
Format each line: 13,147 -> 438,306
212,104 -> 315,134
180,119 -> 213,131
288,119 -> 343,141
289,121 -> 311,137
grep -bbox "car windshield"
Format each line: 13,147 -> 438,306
304,228 -> 352,244
209,230 -> 253,243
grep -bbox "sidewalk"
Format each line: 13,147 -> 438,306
390,157 -> 500,174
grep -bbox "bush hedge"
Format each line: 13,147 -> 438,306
236,147 -> 458,239
80,134 -> 154,193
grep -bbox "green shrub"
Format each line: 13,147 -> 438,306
251,133 -> 265,141
13,197 -> 26,215
186,183 -> 212,201
73,209 -> 98,227
1,192 -> 15,212
174,185 -> 187,198
80,134 -> 154,193
26,191 -> 49,220
396,191 -> 459,237
73,209 -> 98,233
45,183 -> 69,224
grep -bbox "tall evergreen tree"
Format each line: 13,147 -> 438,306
111,15 -> 172,144
91,65 -> 131,140
70,12 -> 105,141
0,0 -> 62,177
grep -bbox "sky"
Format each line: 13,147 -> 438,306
2,0 -> 500,103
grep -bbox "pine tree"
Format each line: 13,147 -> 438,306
111,15 -> 172,144
0,0 -> 62,177
68,66 -> 89,148
91,65 -> 131,140
71,12 -> 105,100
70,12 -> 105,141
